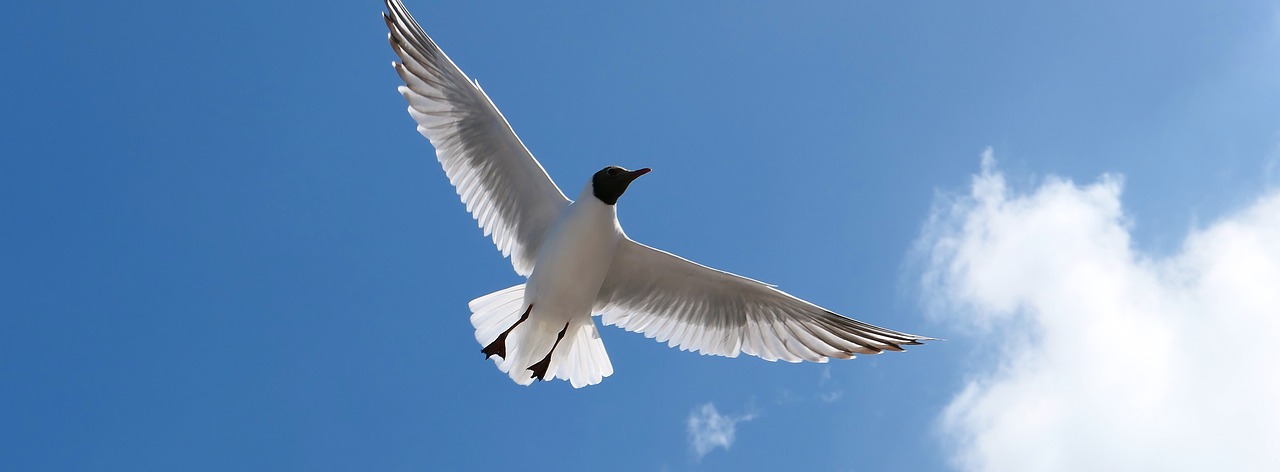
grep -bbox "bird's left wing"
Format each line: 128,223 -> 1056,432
384,0 -> 569,276
595,239 -> 931,362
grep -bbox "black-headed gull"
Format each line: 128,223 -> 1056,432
383,0 -> 931,388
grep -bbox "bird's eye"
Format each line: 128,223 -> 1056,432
607,167 -> 620,176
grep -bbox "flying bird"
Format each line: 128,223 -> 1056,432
383,0 -> 931,388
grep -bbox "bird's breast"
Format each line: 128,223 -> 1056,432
525,200 -> 621,316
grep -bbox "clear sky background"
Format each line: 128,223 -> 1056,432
3,1 -> 1279,471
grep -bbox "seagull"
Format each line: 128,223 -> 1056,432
383,0 -> 931,388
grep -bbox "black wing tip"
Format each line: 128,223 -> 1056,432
819,309 -> 938,345
382,2 -> 398,26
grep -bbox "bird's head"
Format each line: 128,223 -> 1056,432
591,166 -> 650,205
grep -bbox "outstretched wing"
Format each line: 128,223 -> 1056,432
384,0 -> 569,276
595,239 -> 932,362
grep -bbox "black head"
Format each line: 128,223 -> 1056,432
591,166 -> 651,205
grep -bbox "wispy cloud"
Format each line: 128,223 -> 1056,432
1265,135 -> 1280,188
919,149 -> 1280,471
774,369 -> 844,406
686,402 -> 757,461
775,388 -> 803,405
816,366 -> 843,403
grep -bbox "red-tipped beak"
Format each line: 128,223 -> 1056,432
629,168 -> 651,179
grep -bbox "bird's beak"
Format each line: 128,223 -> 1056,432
626,168 -> 651,181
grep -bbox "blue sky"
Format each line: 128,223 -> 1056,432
3,1 -> 1279,471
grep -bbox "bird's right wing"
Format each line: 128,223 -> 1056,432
595,239 -> 931,362
384,0 -> 569,276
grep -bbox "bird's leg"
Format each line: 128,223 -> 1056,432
482,304 -> 532,360
527,322 -> 570,381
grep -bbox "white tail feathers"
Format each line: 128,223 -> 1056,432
468,285 -> 613,388
469,285 -> 526,346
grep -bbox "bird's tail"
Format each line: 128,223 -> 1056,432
468,285 -> 613,388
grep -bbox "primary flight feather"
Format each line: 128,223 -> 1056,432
383,0 -> 931,388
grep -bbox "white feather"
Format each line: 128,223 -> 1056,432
385,0 -> 568,276
596,239 -> 932,363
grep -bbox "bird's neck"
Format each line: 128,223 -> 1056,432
578,182 -> 617,210
572,183 -> 619,223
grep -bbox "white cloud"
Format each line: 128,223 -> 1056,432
919,149 -> 1280,471
686,402 -> 757,461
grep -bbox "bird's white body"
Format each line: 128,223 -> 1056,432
385,0 -> 929,389
499,185 -> 621,386
527,185 -> 621,323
